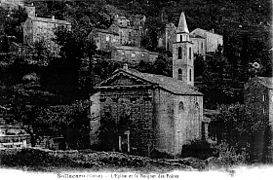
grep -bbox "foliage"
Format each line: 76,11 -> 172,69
0,148 -> 194,171
136,53 -> 171,76
32,39 -> 52,65
0,6 -> 28,43
214,142 -> 246,167
97,110 -> 133,151
195,49 -> 245,108
11,100 -> 90,149
181,140 -> 216,160
93,58 -> 123,81
140,16 -> 165,51
215,103 -> 268,162
52,25 -> 97,100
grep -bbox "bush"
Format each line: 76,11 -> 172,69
150,149 -> 173,159
214,142 -> 246,167
181,140 -> 217,160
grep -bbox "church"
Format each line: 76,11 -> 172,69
90,12 -> 203,157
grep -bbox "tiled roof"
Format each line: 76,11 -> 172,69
113,46 -> 158,55
257,77 -> 273,89
191,28 -> 222,37
30,17 -> 71,25
109,68 -> 202,95
94,28 -> 119,36
190,34 -> 205,39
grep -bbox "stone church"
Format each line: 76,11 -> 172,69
90,12 -> 203,157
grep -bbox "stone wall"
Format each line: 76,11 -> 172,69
172,41 -> 194,86
111,47 -> 158,65
91,87 -> 155,156
90,92 -> 101,146
154,89 -> 203,156
191,28 -> 223,53
173,95 -> 202,155
191,37 -> 206,60
23,17 -> 71,56
154,89 -> 175,155
91,31 -> 119,52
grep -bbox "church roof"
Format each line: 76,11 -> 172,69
177,12 -> 189,33
97,68 -> 202,96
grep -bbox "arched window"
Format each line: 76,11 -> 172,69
189,69 -> 192,82
189,47 -> 192,60
195,102 -> 199,109
179,101 -> 184,110
178,47 -> 182,59
178,69 -> 182,80
180,35 -> 183,42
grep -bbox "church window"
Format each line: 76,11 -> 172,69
189,69 -> 192,82
131,53 -> 135,58
195,102 -> 199,109
179,101 -> 184,111
180,35 -> 182,42
189,47 -> 192,60
262,94 -> 265,102
178,69 -> 182,80
178,47 -> 182,59
129,32 -> 131,40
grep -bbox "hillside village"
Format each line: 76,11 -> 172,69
0,0 -> 272,170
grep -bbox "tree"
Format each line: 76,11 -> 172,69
141,17 -> 165,51
32,39 -> 51,66
216,103 -> 268,162
53,25 -> 97,100
11,100 -> 90,149
1,6 -> 28,43
97,109 -> 134,151
152,53 -> 172,76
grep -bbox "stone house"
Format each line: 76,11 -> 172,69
159,16 -> 223,59
111,46 -> 158,65
88,28 -> 120,52
22,5 -> 71,56
244,76 -> 273,162
90,12 -> 203,157
109,15 -> 142,47
190,28 -> 223,53
129,14 -> 146,31
190,34 -> 206,60
158,23 -> 176,52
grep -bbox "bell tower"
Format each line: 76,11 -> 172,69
172,12 -> 194,86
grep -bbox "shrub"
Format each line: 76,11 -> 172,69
214,142 -> 246,167
181,140 -> 217,159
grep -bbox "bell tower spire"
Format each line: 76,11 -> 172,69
172,12 -> 194,86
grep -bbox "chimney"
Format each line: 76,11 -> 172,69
123,63 -> 128,70
52,16 -> 55,20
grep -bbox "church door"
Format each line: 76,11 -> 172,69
119,130 -> 130,153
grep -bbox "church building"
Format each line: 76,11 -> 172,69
90,12 -> 203,157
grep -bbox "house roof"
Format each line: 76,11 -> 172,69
94,28 -> 119,36
97,68 -> 202,96
256,77 -> 273,89
29,17 -> 71,25
191,28 -> 222,37
113,46 -> 158,55
190,34 -> 205,39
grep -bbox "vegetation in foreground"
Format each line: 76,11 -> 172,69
0,144 -> 249,172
